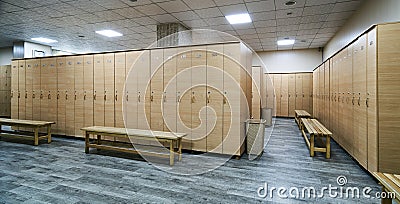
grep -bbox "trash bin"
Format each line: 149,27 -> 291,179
246,119 -> 266,160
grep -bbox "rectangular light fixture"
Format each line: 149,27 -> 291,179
31,37 -> 58,43
95,30 -> 123,37
277,39 -> 295,46
225,13 -> 252,25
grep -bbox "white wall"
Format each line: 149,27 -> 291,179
324,0 -> 400,60
253,48 -> 322,73
0,47 -> 13,65
24,42 -> 52,58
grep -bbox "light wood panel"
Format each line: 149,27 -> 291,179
280,74 -> 289,117
18,60 -> 26,124
295,73 -> 303,111
150,49 -> 164,131
93,54 -> 104,127
163,48 -> 177,132
104,53 -> 115,130
25,60 -> 33,122
265,74 -> 274,110
273,74 -> 281,117
65,57 -> 75,136
56,57 -> 66,135
74,56 -> 84,137
114,52 -> 125,129
251,66 -> 262,119
288,74 -> 296,117
83,55 -> 94,135
125,51 -> 141,130
136,50 -> 150,130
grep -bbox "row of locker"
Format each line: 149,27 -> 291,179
313,22 -> 400,174
0,65 -> 11,117
266,73 -> 313,117
11,42 -> 253,156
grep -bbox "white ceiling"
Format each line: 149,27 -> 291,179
0,0 -> 364,53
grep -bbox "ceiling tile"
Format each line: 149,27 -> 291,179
236,28 -> 257,35
182,0 -> 216,9
112,7 -> 146,18
256,27 -> 277,33
204,17 -> 230,26
333,1 -> 361,12
253,20 -> 277,28
276,8 -> 303,18
250,11 -> 276,21
158,0 -> 190,13
91,0 -> 129,9
246,0 -> 275,13
326,11 -> 354,21
305,0 -> 335,6
275,0 -> 306,10
302,4 -> 335,16
277,17 -> 301,26
195,7 -> 223,18
258,32 -> 276,38
134,3 -> 166,16
300,14 -> 328,24
151,14 -> 178,23
214,0 -> 244,6
171,11 -> 201,21
298,22 -> 323,30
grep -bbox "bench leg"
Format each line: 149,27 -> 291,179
47,125 -> 52,143
169,140 -> 174,166
85,131 -> 89,153
178,138 -> 182,161
381,187 -> 392,204
310,133 -> 315,157
326,135 -> 331,159
97,135 -> 101,145
34,127 -> 39,146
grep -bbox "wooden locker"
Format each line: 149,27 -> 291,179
150,49 -> 164,131
56,57 -> 66,135
104,53 -> 115,129
288,73 -> 296,117
295,73 -> 303,111
93,54 -> 104,127
329,58 -> 336,141
163,48 -> 177,132
114,52 -> 125,128
191,46 -> 207,152
10,61 -> 18,120
273,74 -> 281,117
341,46 -> 354,155
280,74 -> 289,117
125,51 -> 140,130
303,73 -> 311,114
136,50 -> 151,130
324,61 -> 330,128
48,59 -> 57,130
366,28 -> 377,172
40,59 -> 49,125
206,44 -> 223,153
65,57 -> 75,136
176,47 -> 192,150
251,66 -> 262,119
25,60 -> 33,123
83,55 -> 94,139
74,56 -> 84,137
32,60 -> 40,121
312,71 -> 317,118
352,34 -> 368,168
18,60 -> 26,124
265,74 -> 274,110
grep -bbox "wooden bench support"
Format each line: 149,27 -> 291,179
82,126 -> 187,166
300,118 -> 332,159
295,110 -> 311,129
0,118 -> 55,146
372,172 -> 400,204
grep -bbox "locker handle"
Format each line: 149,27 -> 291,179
25,92 -> 27,99
191,95 -> 195,103
33,93 -> 35,99
126,94 -> 128,101
177,95 -> 181,103
138,94 -> 141,102
11,91 -> 13,98
115,94 -> 117,101
75,95 -> 77,101
18,91 -> 20,98
366,98 -> 369,107
207,94 -> 210,103
358,97 -> 361,106
57,93 -> 60,100
84,94 -> 86,100
352,97 -> 354,105
66,94 -> 68,100
40,93 -> 43,99
104,95 -> 106,101
94,94 -> 96,100
303,94 -> 304,98
48,94 -> 51,99
163,94 -> 166,102
288,94 -> 290,98
150,94 -> 153,102
223,97 -> 227,104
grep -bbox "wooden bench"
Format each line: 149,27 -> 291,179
300,118 -> 332,159
81,126 -> 187,166
0,118 -> 55,146
295,110 -> 311,129
372,172 -> 400,204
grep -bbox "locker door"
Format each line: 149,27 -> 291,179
295,73 -> 303,111
125,51 -> 141,129
93,54 -> 104,127
324,61 -> 330,128
313,71 -> 317,117
206,44 -> 223,153
273,74 -> 281,117
150,49 -> 164,131
104,53 -> 115,130
280,74 -> 289,117
136,50 -> 150,130
302,73 -> 311,114
11,61 -> 18,120
288,73 -> 296,117
353,34 -> 368,168
330,59 -> 336,141
115,52 -> 125,129
191,46 -> 207,152
25,60 -> 33,123
18,60 -> 26,123
251,66 -> 261,119
83,55 -> 94,139
40,59 -> 49,125
366,28 -> 377,172
56,57 -> 66,135
163,48 -> 177,132
176,47 -> 192,150
341,47 -> 354,154
74,56 -> 84,137
265,74 -> 274,110
337,52 -> 345,147
65,57 -> 75,136
48,59 -> 57,127
32,60 -> 41,121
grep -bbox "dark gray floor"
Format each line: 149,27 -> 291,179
0,118 -> 382,203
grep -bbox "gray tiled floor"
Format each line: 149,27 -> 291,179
0,118 -> 382,203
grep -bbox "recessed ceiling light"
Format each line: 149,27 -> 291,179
285,1 -> 296,6
277,39 -> 295,46
95,30 -> 123,37
31,37 -> 58,43
225,13 -> 252,25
